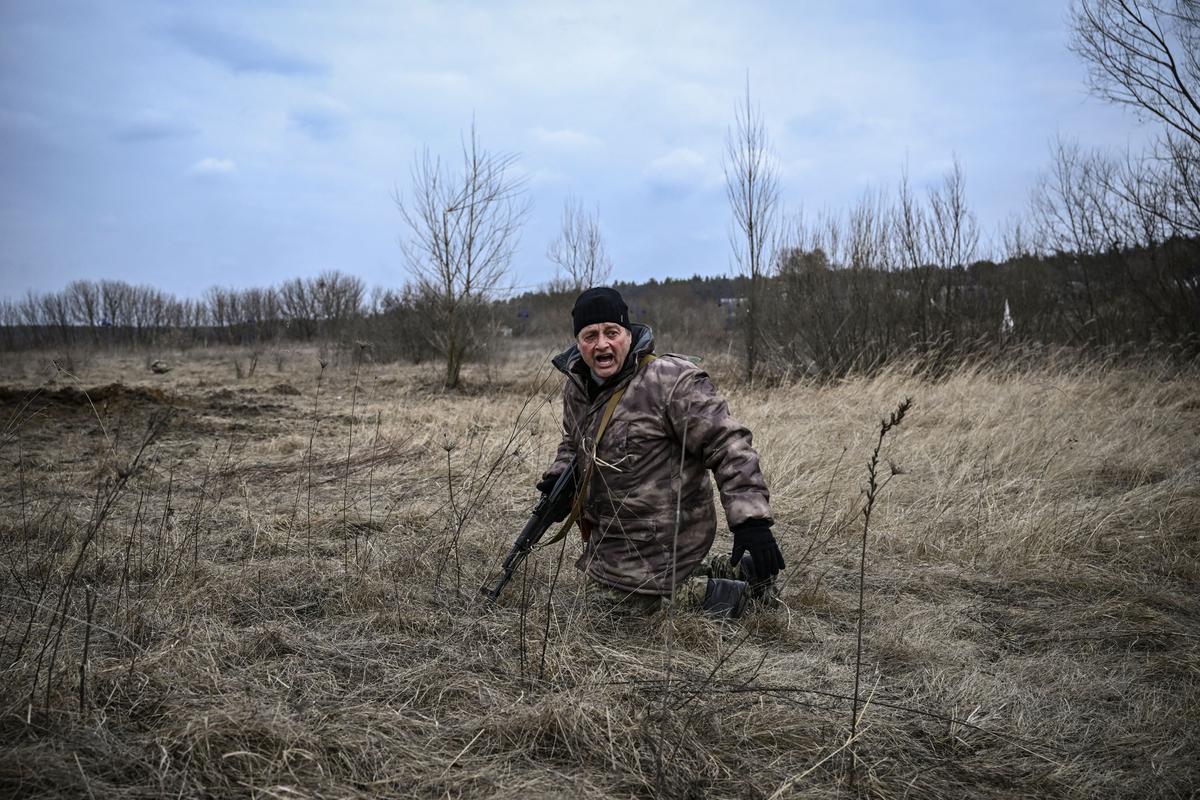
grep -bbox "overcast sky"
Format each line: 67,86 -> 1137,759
0,0 -> 1157,301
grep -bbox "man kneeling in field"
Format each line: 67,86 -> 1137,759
539,287 -> 785,617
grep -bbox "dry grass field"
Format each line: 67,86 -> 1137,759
0,343 -> 1197,799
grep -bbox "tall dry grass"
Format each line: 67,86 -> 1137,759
0,344 -> 1196,798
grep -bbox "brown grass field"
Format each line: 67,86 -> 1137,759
0,343 -> 1197,799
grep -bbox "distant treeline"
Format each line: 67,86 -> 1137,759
3,240 -> 1198,376
506,238 -> 1200,375
1,271 -> 363,349
754,237 -> 1200,376
0,271 -> 430,364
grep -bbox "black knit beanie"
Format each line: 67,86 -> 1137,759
571,287 -> 630,336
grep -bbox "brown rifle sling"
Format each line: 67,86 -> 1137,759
539,353 -> 656,548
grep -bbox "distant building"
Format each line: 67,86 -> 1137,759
717,297 -> 745,329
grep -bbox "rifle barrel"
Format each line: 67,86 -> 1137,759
480,456 -> 579,603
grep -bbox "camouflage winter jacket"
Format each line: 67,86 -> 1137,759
546,324 -> 773,595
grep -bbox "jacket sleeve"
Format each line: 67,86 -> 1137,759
665,369 -> 773,529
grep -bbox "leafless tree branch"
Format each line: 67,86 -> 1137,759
395,124 -> 530,388
724,79 -> 780,382
546,196 -> 613,293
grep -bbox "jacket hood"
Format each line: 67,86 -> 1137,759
551,323 -> 655,390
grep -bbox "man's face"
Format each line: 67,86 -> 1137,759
577,322 -> 632,380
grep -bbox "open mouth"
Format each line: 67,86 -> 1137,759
594,352 -> 616,369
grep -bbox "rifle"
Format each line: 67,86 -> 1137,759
480,456 -> 579,602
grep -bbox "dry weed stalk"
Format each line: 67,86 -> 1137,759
850,396 -> 911,777
178,441 -> 217,578
342,359 -> 362,576
77,583 -> 95,713
363,408 -> 383,566
437,368 -> 556,595
28,409 -> 170,710
297,358 -> 327,556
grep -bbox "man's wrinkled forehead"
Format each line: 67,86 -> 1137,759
577,321 -> 628,339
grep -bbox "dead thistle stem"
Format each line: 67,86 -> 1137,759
518,558 -> 527,680
78,584 -> 95,713
537,531 -> 571,681
177,442 -> 216,580
154,469 -> 174,582
849,396 -> 912,780
115,489 -> 144,624
343,361 -> 361,577
8,433 -> 41,663
658,399 -> 691,796
518,558 -> 535,683
19,432 -> 29,551
184,439 -> 234,578
436,442 -> 460,593
303,361 -> 327,557
365,409 -> 382,565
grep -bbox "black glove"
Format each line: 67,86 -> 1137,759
731,521 -> 785,579
536,471 -> 561,495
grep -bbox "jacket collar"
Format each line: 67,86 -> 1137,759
551,323 -> 655,395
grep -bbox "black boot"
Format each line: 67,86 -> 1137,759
702,578 -> 748,618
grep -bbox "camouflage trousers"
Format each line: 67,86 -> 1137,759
583,553 -> 777,617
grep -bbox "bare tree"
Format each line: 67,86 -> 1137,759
397,125 -> 530,389
893,165 -> 929,271
131,285 -> 171,344
999,213 -> 1035,261
39,290 -> 71,345
237,286 -> 282,342
925,157 -> 980,339
311,270 -> 365,336
893,166 -> 935,341
101,280 -> 136,343
846,187 -> 892,271
1032,135 -> 1200,339
279,277 -> 317,339
1030,139 -> 1118,326
546,196 -> 613,292
1071,0 -> 1200,145
66,280 -> 101,344
1032,139 -> 1108,256
1071,0 -> 1200,234
205,287 -> 236,342
724,81 -> 780,382
0,298 -> 18,349
926,157 -> 980,271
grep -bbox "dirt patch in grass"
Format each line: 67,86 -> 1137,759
0,382 -> 184,418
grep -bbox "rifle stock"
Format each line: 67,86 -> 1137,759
480,456 -> 578,602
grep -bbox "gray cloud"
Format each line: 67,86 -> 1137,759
643,147 -> 722,195
0,1 -> 1162,299
188,157 -> 237,177
532,126 -> 602,150
113,110 -> 198,142
166,20 -> 328,76
289,105 -> 347,141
